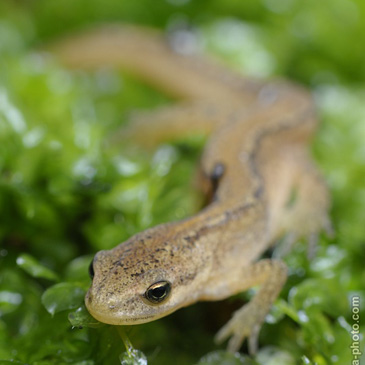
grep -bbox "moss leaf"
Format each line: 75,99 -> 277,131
42,282 -> 86,316
68,305 -> 104,329
16,254 -> 59,282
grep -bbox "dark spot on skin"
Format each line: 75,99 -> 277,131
178,272 -> 197,285
98,283 -> 106,291
113,260 -> 124,268
211,162 -> 225,196
254,185 -> 264,199
183,232 -> 200,245
155,248 -> 167,252
130,268 -> 146,277
211,162 -> 225,181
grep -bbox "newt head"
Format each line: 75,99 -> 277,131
85,224 -> 208,325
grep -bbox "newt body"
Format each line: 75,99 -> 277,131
52,25 -> 331,352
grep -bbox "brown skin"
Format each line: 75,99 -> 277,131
51,25 -> 331,353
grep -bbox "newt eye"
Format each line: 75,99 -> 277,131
144,281 -> 171,304
88,260 -> 95,279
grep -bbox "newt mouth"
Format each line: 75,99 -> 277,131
85,289 -> 178,325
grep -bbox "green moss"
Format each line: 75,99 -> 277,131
0,1 -> 364,364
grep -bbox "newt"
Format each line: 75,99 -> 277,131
51,25 -> 331,353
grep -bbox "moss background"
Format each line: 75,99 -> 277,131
0,0 -> 364,364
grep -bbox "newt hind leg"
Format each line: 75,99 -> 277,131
274,150 -> 333,256
118,102 -> 235,148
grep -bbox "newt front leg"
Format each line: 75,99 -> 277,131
214,259 -> 287,353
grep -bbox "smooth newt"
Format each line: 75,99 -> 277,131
51,25 -> 331,353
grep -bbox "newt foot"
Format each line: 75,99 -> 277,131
215,301 -> 266,354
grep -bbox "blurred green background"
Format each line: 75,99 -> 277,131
0,0 -> 364,364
